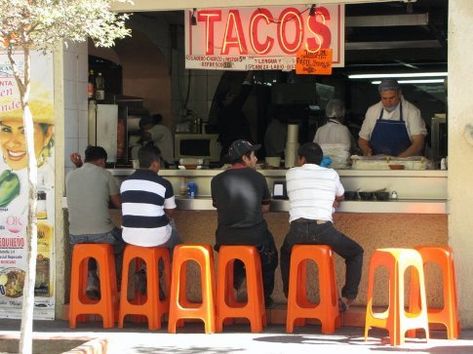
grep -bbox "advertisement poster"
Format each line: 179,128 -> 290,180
0,52 -> 55,319
185,5 -> 344,71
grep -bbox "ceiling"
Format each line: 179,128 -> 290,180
344,0 -> 448,72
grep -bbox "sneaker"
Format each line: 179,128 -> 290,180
236,279 -> 248,302
135,269 -> 147,295
338,297 -> 353,313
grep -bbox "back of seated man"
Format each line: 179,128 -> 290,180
120,144 -> 181,294
66,145 -> 124,298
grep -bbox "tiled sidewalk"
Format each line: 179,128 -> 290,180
0,318 -> 472,354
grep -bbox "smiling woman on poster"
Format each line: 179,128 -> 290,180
0,100 -> 54,171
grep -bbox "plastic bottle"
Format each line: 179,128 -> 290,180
95,72 -> 105,101
36,190 -> 47,220
88,69 -> 95,99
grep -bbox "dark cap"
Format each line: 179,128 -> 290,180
228,139 -> 261,161
378,79 -> 400,93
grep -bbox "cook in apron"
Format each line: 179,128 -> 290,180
370,102 -> 411,156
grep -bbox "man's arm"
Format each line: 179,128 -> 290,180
70,153 -> 83,168
261,202 -> 270,214
398,134 -> 425,157
358,137 -> 372,156
110,194 -> 121,209
165,208 -> 175,218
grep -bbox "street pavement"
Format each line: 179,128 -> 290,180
1,319 -> 473,354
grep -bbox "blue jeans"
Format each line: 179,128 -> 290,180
70,227 -> 124,278
280,220 -> 364,300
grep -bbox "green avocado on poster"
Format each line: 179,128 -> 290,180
0,170 -> 20,207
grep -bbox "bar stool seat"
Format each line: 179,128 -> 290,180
364,248 -> 429,346
168,244 -> 216,334
407,245 -> 460,339
216,245 -> 266,332
69,243 -> 118,328
286,245 -> 340,334
118,244 -> 171,330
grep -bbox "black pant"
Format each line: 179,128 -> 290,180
217,231 -> 278,301
280,221 -> 364,300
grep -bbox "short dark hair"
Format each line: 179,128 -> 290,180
230,151 -> 252,164
138,144 -> 161,168
84,146 -> 107,162
151,113 -> 163,124
298,142 -> 323,164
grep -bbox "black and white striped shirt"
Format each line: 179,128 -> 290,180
120,169 -> 176,247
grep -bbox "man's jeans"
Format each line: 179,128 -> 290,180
217,230 -> 278,302
280,221 -> 364,300
70,227 -> 124,280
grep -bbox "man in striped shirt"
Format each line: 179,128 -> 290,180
121,145 -> 180,248
280,142 -> 364,312
120,145 -> 181,294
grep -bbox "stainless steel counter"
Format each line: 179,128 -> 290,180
176,197 -> 447,214
108,168 -> 448,214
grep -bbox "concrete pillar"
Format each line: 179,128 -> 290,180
448,0 -> 473,328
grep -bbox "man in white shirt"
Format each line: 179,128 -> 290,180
280,142 -> 364,312
358,79 -> 427,157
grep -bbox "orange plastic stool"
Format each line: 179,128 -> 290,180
364,248 -> 429,346
118,245 -> 171,330
216,245 -> 266,332
168,244 -> 216,334
407,246 -> 460,339
286,245 -> 340,334
69,243 -> 118,328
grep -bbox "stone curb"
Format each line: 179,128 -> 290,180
62,338 -> 108,354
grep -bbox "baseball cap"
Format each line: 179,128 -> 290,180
227,139 -> 261,161
378,79 -> 400,93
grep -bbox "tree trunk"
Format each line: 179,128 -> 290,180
11,48 -> 38,354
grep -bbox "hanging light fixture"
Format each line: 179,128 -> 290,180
191,8 -> 197,26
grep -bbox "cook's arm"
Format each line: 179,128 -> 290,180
358,137 -> 373,156
398,134 -> 425,157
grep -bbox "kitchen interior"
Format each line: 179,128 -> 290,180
88,0 -> 447,169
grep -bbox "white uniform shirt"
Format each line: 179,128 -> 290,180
148,124 -> 174,163
359,97 -> 427,141
314,120 -> 352,150
286,163 -> 344,223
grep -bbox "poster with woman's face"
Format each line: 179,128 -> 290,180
0,51 -> 55,320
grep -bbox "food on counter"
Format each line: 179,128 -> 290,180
389,164 -> 405,170
351,155 -> 427,170
0,170 -> 20,207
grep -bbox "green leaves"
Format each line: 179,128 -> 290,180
0,0 -> 131,51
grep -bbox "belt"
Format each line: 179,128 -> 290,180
292,218 -> 327,225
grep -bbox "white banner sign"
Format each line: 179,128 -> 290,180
185,4 -> 344,71
0,51 -> 56,320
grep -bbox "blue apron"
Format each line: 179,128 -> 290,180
370,102 -> 411,156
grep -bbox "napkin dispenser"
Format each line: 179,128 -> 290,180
272,181 -> 287,199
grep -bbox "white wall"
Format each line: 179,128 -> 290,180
63,42 -> 89,177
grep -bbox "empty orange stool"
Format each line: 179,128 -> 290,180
216,245 -> 266,332
118,245 -> 171,330
364,248 -> 429,346
168,244 -> 216,334
407,245 -> 460,339
286,245 -> 340,334
69,243 -> 118,328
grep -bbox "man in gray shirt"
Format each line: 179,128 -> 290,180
66,146 -> 123,298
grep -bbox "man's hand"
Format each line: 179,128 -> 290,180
358,137 -> 373,156
70,153 -> 83,168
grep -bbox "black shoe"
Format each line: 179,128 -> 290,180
338,297 -> 349,313
86,289 -> 100,300
265,297 -> 274,308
